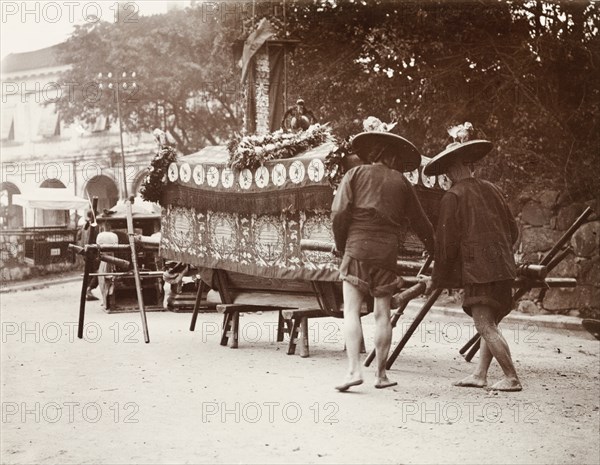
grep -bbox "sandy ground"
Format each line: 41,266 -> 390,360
1,282 -> 599,465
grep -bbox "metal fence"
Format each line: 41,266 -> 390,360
0,227 -> 78,267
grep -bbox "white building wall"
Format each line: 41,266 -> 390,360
1,58 -> 157,227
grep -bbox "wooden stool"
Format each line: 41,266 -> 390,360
282,308 -> 328,358
282,308 -> 366,358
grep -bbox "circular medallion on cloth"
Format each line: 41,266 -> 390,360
171,208 -> 195,250
167,163 -> 179,182
253,215 -> 285,265
239,169 -> 253,189
193,165 -> 205,185
301,213 -> 335,266
179,163 -> 191,183
209,212 -> 237,260
221,168 -> 234,188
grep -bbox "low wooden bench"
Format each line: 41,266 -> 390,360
282,308 -> 331,357
191,269 -> 371,356
216,303 -> 296,348
281,306 -> 370,358
190,270 -> 338,350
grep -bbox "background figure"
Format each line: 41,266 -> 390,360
331,122 -> 434,391
95,231 -> 120,309
281,98 -> 316,131
78,209 -> 99,301
424,130 -> 522,391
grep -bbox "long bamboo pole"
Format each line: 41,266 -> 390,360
115,78 -> 149,343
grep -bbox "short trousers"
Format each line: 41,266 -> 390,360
462,280 -> 514,319
339,255 -> 400,297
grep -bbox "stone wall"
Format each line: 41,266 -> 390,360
1,261 -> 81,282
512,189 -> 599,318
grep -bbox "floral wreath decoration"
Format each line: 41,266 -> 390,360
226,117 -> 401,192
140,119 -> 403,204
139,129 -> 178,204
226,123 -> 335,172
323,137 -> 352,191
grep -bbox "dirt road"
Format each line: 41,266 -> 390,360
1,282 -> 599,464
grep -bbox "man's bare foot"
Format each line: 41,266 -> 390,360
374,376 -> 397,389
489,378 -> 522,391
335,373 -> 364,392
453,374 -> 487,388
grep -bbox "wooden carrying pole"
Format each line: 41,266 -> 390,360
364,254 -> 433,366
126,196 -> 150,343
364,282 -> 426,367
69,244 -> 131,269
300,239 -> 579,366
386,288 -> 444,369
115,73 -> 150,343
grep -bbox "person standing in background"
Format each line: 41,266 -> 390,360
78,209 -> 99,301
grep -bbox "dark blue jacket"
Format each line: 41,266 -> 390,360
432,177 -> 519,288
331,164 -> 434,269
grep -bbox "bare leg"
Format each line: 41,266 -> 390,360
336,281 -> 365,391
373,294 -> 397,389
471,305 -> 522,391
454,337 -> 492,388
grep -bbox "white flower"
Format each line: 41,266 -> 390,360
447,125 -> 461,140
448,122 -> 474,143
363,116 -> 383,132
363,116 -> 396,132
153,128 -> 167,146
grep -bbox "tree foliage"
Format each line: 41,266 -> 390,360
57,0 -> 599,200
281,0 -> 599,199
56,6 -> 241,154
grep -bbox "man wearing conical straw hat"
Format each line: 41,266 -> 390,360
331,117 -> 435,391
424,123 -> 522,391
